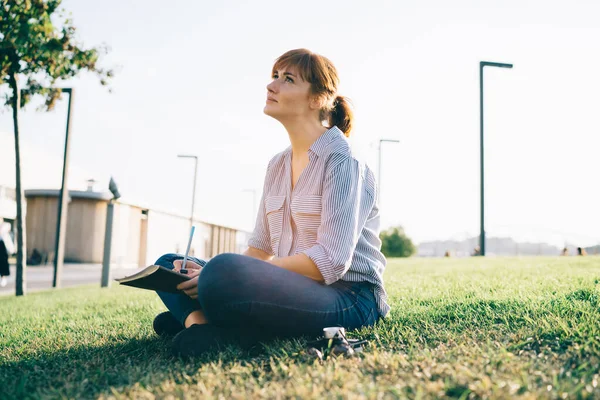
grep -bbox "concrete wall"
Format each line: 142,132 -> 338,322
24,191 -> 247,266
65,199 -> 109,263
145,210 -> 198,266
26,196 -> 59,260
110,203 -> 144,267
144,211 -> 240,265
26,196 -> 108,263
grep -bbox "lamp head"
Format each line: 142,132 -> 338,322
109,177 -> 121,200
481,61 -> 513,69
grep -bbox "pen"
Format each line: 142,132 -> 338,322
180,225 -> 195,274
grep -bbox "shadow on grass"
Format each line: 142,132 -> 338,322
2,287 -> 598,399
0,335 -> 268,399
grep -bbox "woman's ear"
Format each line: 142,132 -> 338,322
309,95 -> 326,110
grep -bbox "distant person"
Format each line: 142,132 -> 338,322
472,246 -> 481,257
151,49 -> 388,357
27,249 -> 44,266
560,247 -> 569,256
0,219 -> 14,287
577,247 -> 587,256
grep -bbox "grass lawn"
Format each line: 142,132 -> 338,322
1,256 -> 599,399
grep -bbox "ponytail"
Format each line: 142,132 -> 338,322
330,95 -> 354,137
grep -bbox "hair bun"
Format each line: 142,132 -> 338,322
331,96 -> 353,137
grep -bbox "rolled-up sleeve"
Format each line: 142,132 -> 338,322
302,157 -> 370,284
247,165 -> 274,255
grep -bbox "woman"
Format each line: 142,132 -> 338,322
154,49 -> 389,357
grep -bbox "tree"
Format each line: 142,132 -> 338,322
380,226 -> 416,258
1,0 -> 112,295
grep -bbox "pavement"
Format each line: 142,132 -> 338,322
0,263 -> 141,296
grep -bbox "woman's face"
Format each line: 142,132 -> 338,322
264,66 -> 315,121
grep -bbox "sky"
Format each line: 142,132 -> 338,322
1,0 -> 599,247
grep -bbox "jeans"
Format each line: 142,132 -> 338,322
155,253 -> 379,338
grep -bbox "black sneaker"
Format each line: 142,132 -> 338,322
171,324 -> 239,357
153,311 -> 184,337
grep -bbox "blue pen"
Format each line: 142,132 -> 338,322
180,226 -> 195,274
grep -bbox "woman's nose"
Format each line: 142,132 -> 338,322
266,80 -> 277,92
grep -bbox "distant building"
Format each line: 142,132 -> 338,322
585,245 -> 600,255
2,188 -> 249,266
417,236 -> 572,257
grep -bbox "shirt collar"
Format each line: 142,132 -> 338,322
309,126 -> 343,156
283,126 -> 343,160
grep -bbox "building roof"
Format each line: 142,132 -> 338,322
25,189 -> 113,201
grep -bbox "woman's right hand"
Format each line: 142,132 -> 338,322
173,259 -> 202,298
173,259 -> 203,273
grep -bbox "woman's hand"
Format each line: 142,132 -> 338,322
173,259 -> 203,273
177,274 -> 200,299
173,259 -> 203,299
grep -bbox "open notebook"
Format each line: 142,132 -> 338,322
115,265 -> 191,293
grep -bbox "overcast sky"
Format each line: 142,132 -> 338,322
1,0 -> 598,247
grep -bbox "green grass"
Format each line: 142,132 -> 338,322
1,257 -> 599,399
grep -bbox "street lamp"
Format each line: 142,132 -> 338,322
378,139 -> 400,201
479,61 -> 513,256
101,177 -> 121,288
177,155 -> 198,231
53,88 -> 73,288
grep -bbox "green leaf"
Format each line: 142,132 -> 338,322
1,0 -> 114,109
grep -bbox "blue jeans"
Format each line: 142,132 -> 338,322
155,253 -> 379,338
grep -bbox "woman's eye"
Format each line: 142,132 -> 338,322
271,74 -> 293,83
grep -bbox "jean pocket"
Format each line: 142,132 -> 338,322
355,286 -> 378,326
358,283 -> 376,302
351,301 -> 377,328
365,307 -> 378,326
335,280 -> 360,297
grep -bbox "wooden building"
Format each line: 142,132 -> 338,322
24,189 -> 246,267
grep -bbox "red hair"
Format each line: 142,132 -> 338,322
272,49 -> 354,137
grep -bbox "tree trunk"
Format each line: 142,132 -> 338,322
9,72 -> 27,296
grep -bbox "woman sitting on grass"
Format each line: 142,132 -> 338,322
153,48 -> 389,357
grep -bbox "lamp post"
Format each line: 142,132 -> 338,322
177,155 -> 198,231
377,139 -> 400,201
53,88 -> 73,288
101,177 -> 121,287
479,61 -> 513,256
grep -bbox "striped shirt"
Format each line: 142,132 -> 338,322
248,126 -> 390,317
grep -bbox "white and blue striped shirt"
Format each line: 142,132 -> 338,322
248,126 -> 390,317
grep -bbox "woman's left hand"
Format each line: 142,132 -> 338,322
176,269 -> 201,299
